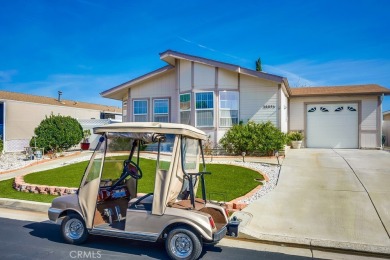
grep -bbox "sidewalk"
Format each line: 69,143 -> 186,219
234,149 -> 390,255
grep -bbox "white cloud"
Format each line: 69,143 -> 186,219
266,59 -> 390,88
0,70 -> 18,83
264,64 -> 320,87
176,36 -> 249,63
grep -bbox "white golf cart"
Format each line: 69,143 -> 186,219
48,122 -> 238,260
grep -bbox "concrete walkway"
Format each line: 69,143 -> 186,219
0,151 -> 93,181
235,149 -> 390,254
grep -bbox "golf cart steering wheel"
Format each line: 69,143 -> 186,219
124,160 -> 142,180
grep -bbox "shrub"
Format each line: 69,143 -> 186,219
0,135 -> 3,153
219,121 -> 286,156
30,114 -> 83,153
287,131 -> 304,141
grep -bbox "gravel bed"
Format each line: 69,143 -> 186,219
0,153 -> 36,172
207,161 -> 281,204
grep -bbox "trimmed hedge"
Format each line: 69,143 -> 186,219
219,121 -> 286,156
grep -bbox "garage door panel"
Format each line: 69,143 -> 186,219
307,104 -> 358,148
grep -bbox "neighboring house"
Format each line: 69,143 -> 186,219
0,91 -> 122,152
101,50 -> 390,149
383,110 -> 390,147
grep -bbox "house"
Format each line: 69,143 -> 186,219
0,91 -> 122,152
101,50 -> 390,149
383,110 -> 390,147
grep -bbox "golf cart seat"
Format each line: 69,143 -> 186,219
128,193 -> 153,211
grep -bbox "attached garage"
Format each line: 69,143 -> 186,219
306,103 -> 359,148
289,84 -> 390,149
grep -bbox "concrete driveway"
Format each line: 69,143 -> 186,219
235,149 -> 390,254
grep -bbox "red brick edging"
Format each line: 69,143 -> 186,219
13,175 -> 77,196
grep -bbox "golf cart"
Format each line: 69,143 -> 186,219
48,122 -> 238,260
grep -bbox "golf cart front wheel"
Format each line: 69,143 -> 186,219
61,214 -> 88,244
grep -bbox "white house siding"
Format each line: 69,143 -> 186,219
383,116 -> 390,147
280,86 -> 288,133
179,60 -> 192,91
289,95 -> 380,148
360,97 -> 379,148
218,69 -> 238,90
130,70 -> 177,122
4,100 -> 101,152
239,75 -> 278,125
360,98 -> 378,131
193,63 -> 215,89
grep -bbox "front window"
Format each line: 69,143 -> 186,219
219,91 -> 239,127
153,99 -> 169,122
195,92 -> 214,127
133,100 -> 148,122
180,93 -> 191,125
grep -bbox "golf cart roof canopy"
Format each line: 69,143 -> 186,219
93,122 -> 207,140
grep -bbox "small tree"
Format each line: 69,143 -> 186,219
30,114 -> 83,153
256,57 -> 262,71
219,121 -> 286,156
0,135 -> 3,154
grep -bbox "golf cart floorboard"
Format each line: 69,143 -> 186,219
94,220 -> 126,231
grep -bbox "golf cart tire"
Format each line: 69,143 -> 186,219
165,226 -> 202,260
61,214 -> 88,245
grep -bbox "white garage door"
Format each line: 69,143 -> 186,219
306,103 -> 358,148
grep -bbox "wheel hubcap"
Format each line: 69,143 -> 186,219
65,218 -> 84,240
170,233 -> 193,258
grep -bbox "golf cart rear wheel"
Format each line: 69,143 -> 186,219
165,227 -> 202,260
61,214 -> 88,244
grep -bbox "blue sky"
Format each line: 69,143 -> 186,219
1,0 -> 389,111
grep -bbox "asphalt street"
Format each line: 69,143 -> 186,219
0,217 -> 310,260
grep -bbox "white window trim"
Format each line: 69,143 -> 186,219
219,91 -> 239,127
195,91 -> 214,127
153,98 -> 169,122
133,99 -> 148,122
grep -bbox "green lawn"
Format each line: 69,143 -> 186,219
0,178 -> 57,203
2,157 -> 263,203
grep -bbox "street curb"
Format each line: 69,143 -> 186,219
1,198 -> 389,258
0,198 -> 50,213
238,227 -> 390,256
